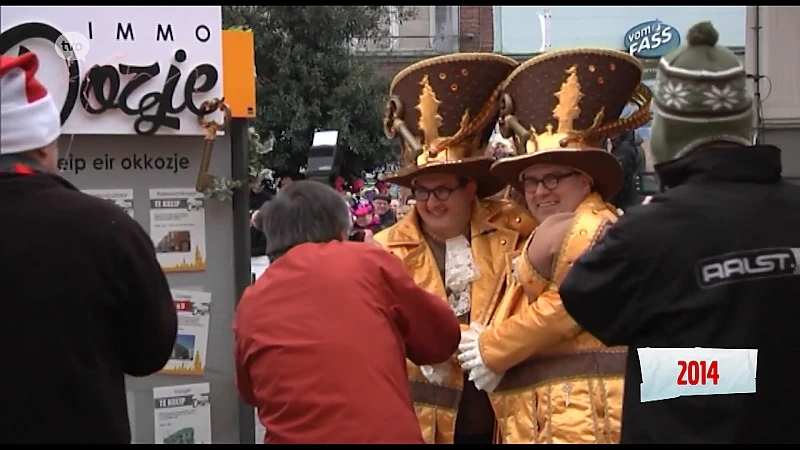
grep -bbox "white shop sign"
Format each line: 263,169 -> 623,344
0,6 -> 224,136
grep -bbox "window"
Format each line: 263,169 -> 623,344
349,6 -> 399,53
351,6 -> 457,54
429,6 -> 459,53
388,6 -> 400,51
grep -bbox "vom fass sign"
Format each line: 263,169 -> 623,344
624,19 -> 681,59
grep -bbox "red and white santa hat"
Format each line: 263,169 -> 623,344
0,53 -> 61,155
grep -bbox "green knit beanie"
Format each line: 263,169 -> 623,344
650,21 -> 753,164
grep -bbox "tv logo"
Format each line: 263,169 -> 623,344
54,31 -> 90,62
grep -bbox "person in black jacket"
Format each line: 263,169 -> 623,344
249,177 -> 274,257
0,53 -> 177,444
609,130 -> 644,211
372,194 -> 397,232
559,22 -> 800,444
250,171 -> 305,256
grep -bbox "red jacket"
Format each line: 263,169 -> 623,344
234,241 -> 461,444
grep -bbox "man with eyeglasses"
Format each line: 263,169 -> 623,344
374,54 -> 536,444
453,49 -> 652,443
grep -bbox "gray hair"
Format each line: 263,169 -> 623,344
260,180 -> 351,261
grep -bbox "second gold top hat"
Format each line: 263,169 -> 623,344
490,48 -> 652,199
382,53 -> 519,198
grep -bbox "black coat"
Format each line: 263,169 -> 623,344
560,145 -> 800,444
250,188 -> 272,257
0,169 -> 177,443
609,131 -> 644,211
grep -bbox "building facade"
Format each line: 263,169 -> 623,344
747,6 -> 800,178
371,7 -> 793,177
371,6 -> 494,77
493,6 -> 745,55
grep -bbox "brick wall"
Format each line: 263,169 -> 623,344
374,6 -> 495,80
459,6 -> 494,52
375,59 -> 414,79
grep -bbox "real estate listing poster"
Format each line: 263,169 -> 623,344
153,382 -> 212,444
149,188 -> 207,273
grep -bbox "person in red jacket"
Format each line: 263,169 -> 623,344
235,180 -> 461,444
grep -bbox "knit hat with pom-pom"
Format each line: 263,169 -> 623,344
649,21 -> 753,164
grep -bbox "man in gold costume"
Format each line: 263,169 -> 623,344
455,48 -> 652,444
374,53 -> 536,444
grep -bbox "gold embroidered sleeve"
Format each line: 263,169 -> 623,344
480,283 -> 578,373
478,214 -> 584,374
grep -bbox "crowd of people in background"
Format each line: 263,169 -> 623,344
249,170 -> 427,254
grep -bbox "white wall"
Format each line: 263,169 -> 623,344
495,6 -> 745,54
746,6 -> 800,124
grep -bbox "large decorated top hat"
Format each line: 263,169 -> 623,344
490,48 -> 652,199
383,53 -> 519,198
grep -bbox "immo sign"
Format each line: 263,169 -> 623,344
625,19 -> 680,59
0,6 -> 223,136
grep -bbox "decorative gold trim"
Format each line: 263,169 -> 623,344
588,378 -> 601,442
501,47 -> 643,90
545,383 -> 554,443
499,47 -> 651,151
385,53 -> 519,169
598,378 -> 612,443
391,52 -> 519,92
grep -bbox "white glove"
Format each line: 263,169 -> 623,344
459,322 -> 484,348
457,323 -> 503,393
458,342 -> 481,371
457,322 -> 486,371
419,362 -> 450,385
469,364 -> 503,393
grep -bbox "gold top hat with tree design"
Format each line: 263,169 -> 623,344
490,48 -> 652,199
383,53 -> 519,198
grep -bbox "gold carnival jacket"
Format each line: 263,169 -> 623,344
374,198 -> 535,444
478,194 -> 626,444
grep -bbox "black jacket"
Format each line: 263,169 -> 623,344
609,131 -> 644,211
376,210 -> 397,233
250,189 -> 272,257
560,145 -> 800,444
0,170 -> 177,443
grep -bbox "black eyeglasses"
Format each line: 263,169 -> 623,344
411,180 -> 467,202
521,171 -> 579,193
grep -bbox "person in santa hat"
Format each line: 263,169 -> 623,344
0,53 -> 177,444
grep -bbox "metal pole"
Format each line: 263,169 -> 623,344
753,6 -> 764,145
230,118 -> 254,444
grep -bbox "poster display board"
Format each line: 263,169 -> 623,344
2,5 -> 254,444
55,135 -> 241,444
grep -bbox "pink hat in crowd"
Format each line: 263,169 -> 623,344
352,202 -> 373,217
